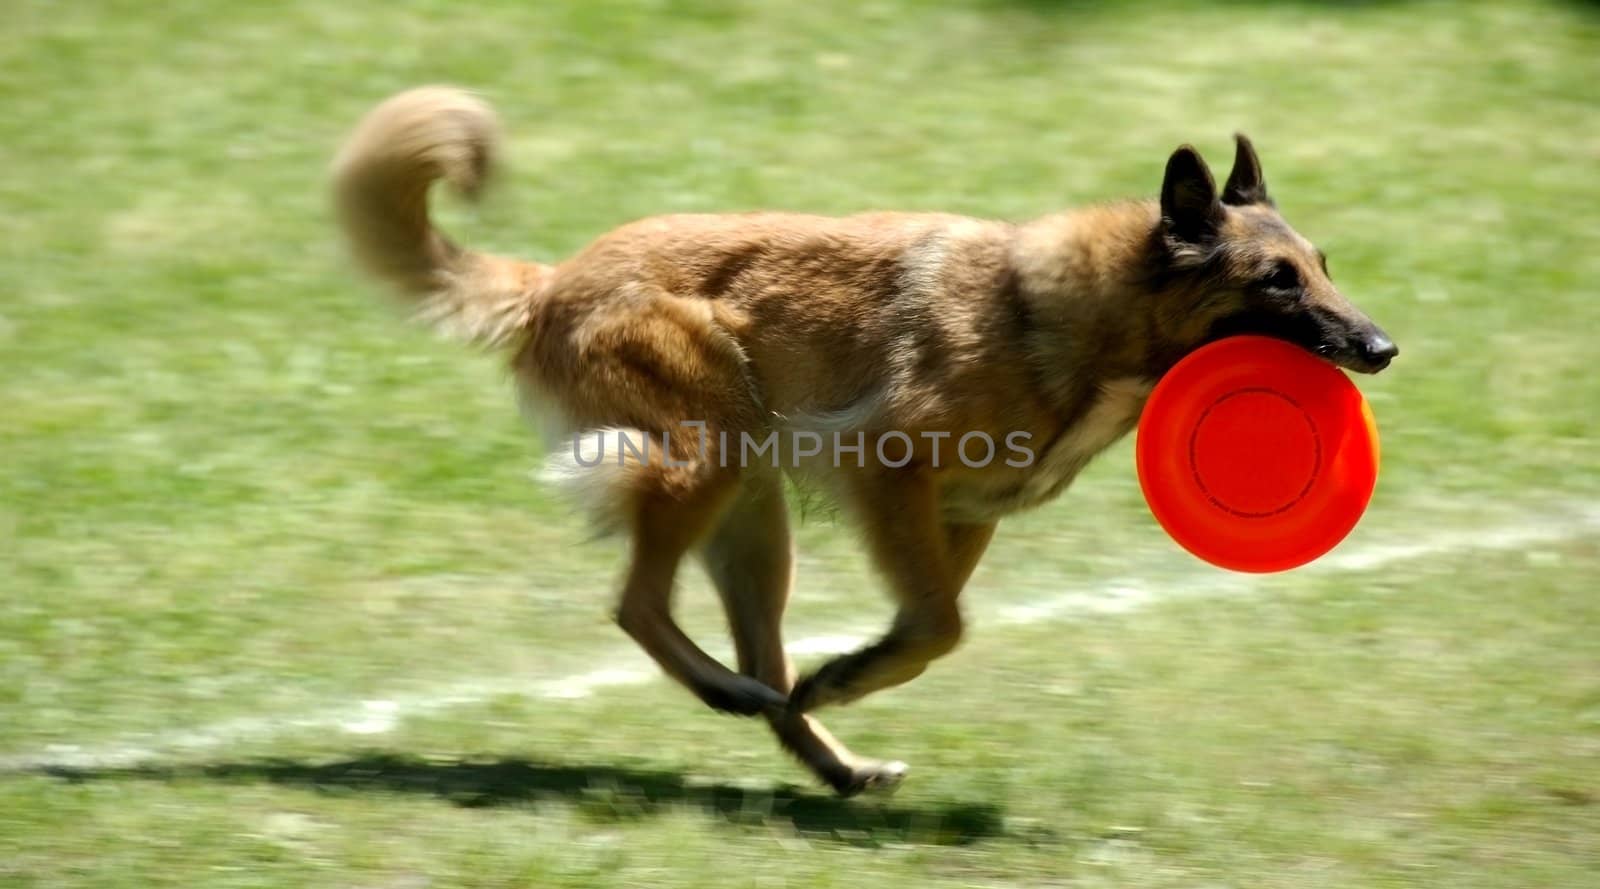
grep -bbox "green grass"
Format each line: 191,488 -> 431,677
2,0 -> 1598,885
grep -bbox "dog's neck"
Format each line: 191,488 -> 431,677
1008,201 -> 1172,409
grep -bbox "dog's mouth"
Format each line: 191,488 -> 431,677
1313,338 -> 1397,375
1208,310 -> 1397,375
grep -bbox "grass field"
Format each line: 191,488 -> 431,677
3,0 -> 1598,885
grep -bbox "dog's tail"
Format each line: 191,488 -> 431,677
332,86 -> 546,348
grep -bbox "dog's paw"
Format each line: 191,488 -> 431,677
786,671 -> 826,714
829,759 -> 909,798
788,659 -> 857,714
698,674 -> 787,717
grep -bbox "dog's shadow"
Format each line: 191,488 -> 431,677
40,753 -> 1006,846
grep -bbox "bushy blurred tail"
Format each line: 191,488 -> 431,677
332,86 -> 546,348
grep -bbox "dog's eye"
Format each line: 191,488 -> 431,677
1262,261 -> 1300,291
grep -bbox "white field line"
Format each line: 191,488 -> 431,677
5,504 -> 1597,771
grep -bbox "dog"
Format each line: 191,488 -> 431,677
332,87 -> 1397,796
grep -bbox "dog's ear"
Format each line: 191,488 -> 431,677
1222,133 -> 1269,206
1160,145 -> 1222,243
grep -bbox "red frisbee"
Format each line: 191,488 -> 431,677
1136,335 -> 1380,573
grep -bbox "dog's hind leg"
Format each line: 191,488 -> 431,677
614,461 -> 788,717
699,472 -> 907,796
529,287 -> 787,715
789,470 -> 996,714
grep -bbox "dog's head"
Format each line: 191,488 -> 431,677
1149,135 -> 1396,374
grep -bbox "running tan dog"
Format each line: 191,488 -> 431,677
333,87 -> 1396,796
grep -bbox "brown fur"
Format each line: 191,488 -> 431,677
332,87 -> 1396,796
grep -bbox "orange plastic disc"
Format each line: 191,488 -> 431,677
1136,335 -> 1380,573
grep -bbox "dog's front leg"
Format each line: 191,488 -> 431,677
789,469 -> 995,713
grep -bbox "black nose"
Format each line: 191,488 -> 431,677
1361,334 -> 1398,366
